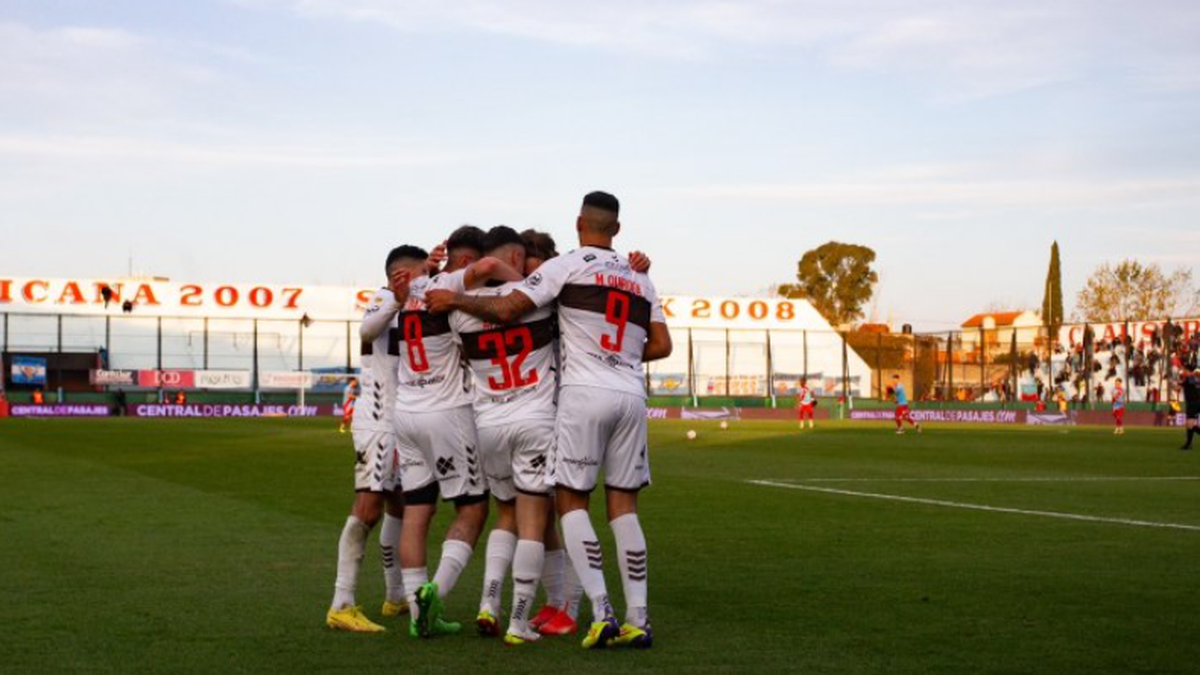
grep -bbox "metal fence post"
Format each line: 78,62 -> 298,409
947,331 -> 954,401
765,329 -> 775,407
979,326 -> 985,400
57,315 -> 64,402
687,328 -> 697,407
802,330 -> 808,382
253,318 -> 260,403
298,320 -> 305,371
203,317 -> 209,370
724,329 -> 731,398
345,321 -> 352,373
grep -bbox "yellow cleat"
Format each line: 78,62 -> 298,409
326,606 -> 386,633
382,600 -> 410,618
504,629 -> 541,647
477,609 -> 501,637
581,617 -> 620,650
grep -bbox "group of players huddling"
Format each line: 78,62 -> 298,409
326,192 -> 672,650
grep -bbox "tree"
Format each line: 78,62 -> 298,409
779,241 -> 878,327
1075,259 -> 1200,322
1042,241 -> 1064,344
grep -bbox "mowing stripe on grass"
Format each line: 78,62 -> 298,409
777,476 -> 1200,484
748,480 -> 1200,532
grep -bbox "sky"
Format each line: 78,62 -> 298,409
1,0 -> 1198,330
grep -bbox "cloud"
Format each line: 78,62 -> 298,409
665,174 -> 1200,209
0,133 -> 486,169
242,0 -> 1200,98
0,20 -> 235,127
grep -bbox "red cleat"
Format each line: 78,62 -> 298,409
530,606 -> 559,629
538,609 -> 579,636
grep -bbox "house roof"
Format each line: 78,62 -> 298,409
962,311 -> 1030,328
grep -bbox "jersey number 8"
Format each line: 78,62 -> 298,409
402,315 -> 430,373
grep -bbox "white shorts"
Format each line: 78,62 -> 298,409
549,387 -> 650,492
352,430 -> 400,493
478,418 -> 555,502
394,405 -> 486,501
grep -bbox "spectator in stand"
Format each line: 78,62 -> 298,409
32,388 -> 45,405
175,391 -> 187,405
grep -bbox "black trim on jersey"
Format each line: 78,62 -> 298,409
394,311 -> 453,338
459,316 -> 558,361
361,339 -> 374,356
557,284 -> 652,332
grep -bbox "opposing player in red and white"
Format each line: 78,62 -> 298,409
796,380 -> 815,430
326,247 -> 422,633
892,374 -> 922,434
1112,377 -> 1126,435
429,191 -> 673,650
339,377 -> 359,434
392,226 -> 492,639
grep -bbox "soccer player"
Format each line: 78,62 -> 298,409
1181,366 -> 1200,451
339,378 -> 359,434
428,191 -> 673,650
326,247 -> 421,633
520,229 -> 584,638
796,380 -> 815,430
892,374 -> 922,434
392,226 -> 491,639
1112,378 -> 1126,436
445,225 -> 561,645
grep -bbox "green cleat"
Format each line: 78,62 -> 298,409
414,582 -> 445,638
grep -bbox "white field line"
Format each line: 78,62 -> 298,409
748,480 -> 1200,532
771,476 -> 1200,484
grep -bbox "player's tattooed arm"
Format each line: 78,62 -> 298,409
644,322 -> 674,362
426,288 -> 536,324
463,257 -> 525,290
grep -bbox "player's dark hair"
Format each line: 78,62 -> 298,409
446,225 -> 486,255
384,245 -> 429,271
521,229 -> 558,261
583,191 -> 619,214
482,225 -> 525,254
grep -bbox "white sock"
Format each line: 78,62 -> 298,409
332,516 -> 370,610
432,540 -> 474,598
611,513 -> 649,628
380,513 -> 404,603
542,549 -> 566,608
563,556 -> 583,620
402,568 -> 428,618
510,540 -> 545,635
480,530 -> 517,615
560,509 -> 612,622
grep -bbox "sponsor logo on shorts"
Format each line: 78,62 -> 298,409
436,457 -> 456,476
561,457 -> 600,468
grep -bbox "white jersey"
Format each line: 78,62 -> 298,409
449,281 -> 558,429
516,246 -> 664,399
393,275 -> 474,413
352,287 -> 400,432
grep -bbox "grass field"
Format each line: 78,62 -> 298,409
2,418 -> 1199,674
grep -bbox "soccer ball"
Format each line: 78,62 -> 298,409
720,421 -> 729,430
686,430 -> 698,441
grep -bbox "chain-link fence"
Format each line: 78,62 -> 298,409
3,312 -> 1196,409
